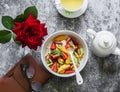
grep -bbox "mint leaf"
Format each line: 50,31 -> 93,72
12,33 -> 21,45
2,16 -> 16,30
14,14 -> 25,22
65,10 -> 73,15
24,6 -> 38,19
0,30 -> 12,43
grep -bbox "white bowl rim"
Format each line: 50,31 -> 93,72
41,30 -> 89,77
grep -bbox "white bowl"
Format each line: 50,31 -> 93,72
41,30 -> 89,77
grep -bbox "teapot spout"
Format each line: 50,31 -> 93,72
87,29 -> 96,39
112,47 -> 120,55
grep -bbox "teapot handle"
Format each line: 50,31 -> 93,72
112,47 -> 120,55
87,29 -> 96,39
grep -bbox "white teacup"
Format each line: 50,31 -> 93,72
55,0 -> 88,18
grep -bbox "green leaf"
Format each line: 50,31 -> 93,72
24,6 -> 38,19
51,49 -> 62,55
65,10 -> 73,15
14,14 -> 25,22
2,16 -> 16,30
0,30 -> 12,43
12,33 -> 21,45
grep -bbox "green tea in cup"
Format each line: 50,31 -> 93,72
61,0 -> 83,11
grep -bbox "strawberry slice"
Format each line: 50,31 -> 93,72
55,41 -> 62,44
66,37 -> 71,43
52,54 -> 59,59
51,62 -> 57,72
50,42 -> 56,50
65,70 -> 74,74
62,51 -> 68,60
65,43 -> 71,49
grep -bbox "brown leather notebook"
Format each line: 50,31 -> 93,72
0,54 -> 50,92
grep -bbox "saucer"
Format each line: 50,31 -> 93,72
55,0 -> 88,18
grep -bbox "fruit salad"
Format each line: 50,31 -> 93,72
45,35 -> 84,74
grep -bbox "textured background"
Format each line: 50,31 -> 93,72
0,0 -> 120,92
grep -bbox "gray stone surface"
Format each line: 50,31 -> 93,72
0,0 -> 120,92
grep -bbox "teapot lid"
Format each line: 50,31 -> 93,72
98,31 -> 116,49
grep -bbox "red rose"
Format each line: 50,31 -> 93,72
12,13 -> 47,50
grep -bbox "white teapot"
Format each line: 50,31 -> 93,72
87,29 -> 120,57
